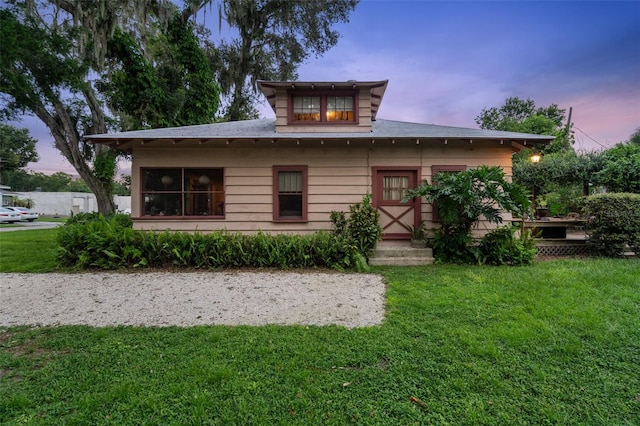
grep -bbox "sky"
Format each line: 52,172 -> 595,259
10,0 -> 640,176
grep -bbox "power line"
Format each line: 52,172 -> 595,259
573,126 -> 608,149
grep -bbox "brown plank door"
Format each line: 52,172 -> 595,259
372,167 -> 421,240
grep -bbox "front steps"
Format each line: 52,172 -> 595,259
369,240 -> 434,266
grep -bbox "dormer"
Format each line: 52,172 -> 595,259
257,80 -> 388,133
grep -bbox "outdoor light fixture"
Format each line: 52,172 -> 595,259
531,154 -> 542,163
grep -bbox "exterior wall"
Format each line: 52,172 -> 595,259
274,89 -> 373,133
1,187 -> 16,207
13,192 -> 131,216
130,139 -> 512,236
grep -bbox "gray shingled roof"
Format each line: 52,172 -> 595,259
86,118 -> 554,143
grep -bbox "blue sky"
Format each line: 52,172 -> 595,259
14,0 -> 640,174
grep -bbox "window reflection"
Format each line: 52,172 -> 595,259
141,168 -> 225,217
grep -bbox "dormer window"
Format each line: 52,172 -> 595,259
327,96 -> 354,121
289,91 -> 357,124
293,96 -> 321,121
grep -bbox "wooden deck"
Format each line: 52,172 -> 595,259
513,218 -> 588,256
514,218 -> 585,239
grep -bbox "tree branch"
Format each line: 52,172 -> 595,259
82,86 -> 107,135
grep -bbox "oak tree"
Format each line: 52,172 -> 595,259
0,1 -> 218,214
211,0 -> 359,121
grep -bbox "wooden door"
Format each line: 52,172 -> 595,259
373,168 -> 420,240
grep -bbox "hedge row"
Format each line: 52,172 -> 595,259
56,214 -> 365,270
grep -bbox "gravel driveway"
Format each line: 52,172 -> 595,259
0,271 -> 385,328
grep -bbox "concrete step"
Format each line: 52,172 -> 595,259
371,247 -> 433,258
369,242 -> 434,266
369,256 -> 434,266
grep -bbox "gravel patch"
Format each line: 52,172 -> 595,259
0,272 -> 386,328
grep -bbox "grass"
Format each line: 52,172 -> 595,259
0,229 -> 59,272
1,230 -> 639,424
37,216 -> 68,223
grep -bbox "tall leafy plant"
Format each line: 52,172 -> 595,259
403,166 -> 532,263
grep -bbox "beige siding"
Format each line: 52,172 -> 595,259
274,91 -> 288,127
357,90 -> 372,127
131,142 -> 514,236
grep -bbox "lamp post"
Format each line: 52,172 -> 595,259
530,153 -> 542,218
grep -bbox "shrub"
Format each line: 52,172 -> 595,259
582,193 -> 640,257
65,212 -> 133,228
58,198 -> 382,271
13,198 -> 34,208
478,225 -> 537,266
330,194 -> 382,260
57,214 -> 138,268
57,215 -> 358,270
431,227 -> 475,264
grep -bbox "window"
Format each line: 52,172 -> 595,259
326,96 -> 354,121
141,168 -> 224,218
382,175 -> 410,201
431,165 -> 466,221
293,96 -> 321,121
273,166 -> 308,222
290,91 -> 357,124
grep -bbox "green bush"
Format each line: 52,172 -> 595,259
582,193 -> 640,257
478,225 -> 537,266
543,184 -> 583,217
58,196 -> 383,271
57,214 -> 139,268
65,212 -> 133,228
431,228 -> 475,264
404,166 -> 532,264
56,215 -> 358,270
330,194 -> 382,261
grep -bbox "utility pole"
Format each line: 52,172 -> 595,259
565,106 -> 573,148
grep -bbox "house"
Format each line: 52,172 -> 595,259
87,80 -> 552,239
0,185 -> 14,207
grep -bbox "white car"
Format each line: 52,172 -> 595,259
5,207 -> 38,222
0,207 -> 21,224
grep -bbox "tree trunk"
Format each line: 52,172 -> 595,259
94,181 -> 117,214
34,95 -> 117,215
52,134 -> 117,215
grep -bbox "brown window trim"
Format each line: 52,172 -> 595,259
431,165 -> 466,222
287,89 -> 359,125
372,166 -> 421,206
273,165 -> 308,222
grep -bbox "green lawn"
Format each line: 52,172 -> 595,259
0,229 -> 59,272
1,230 -> 639,424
